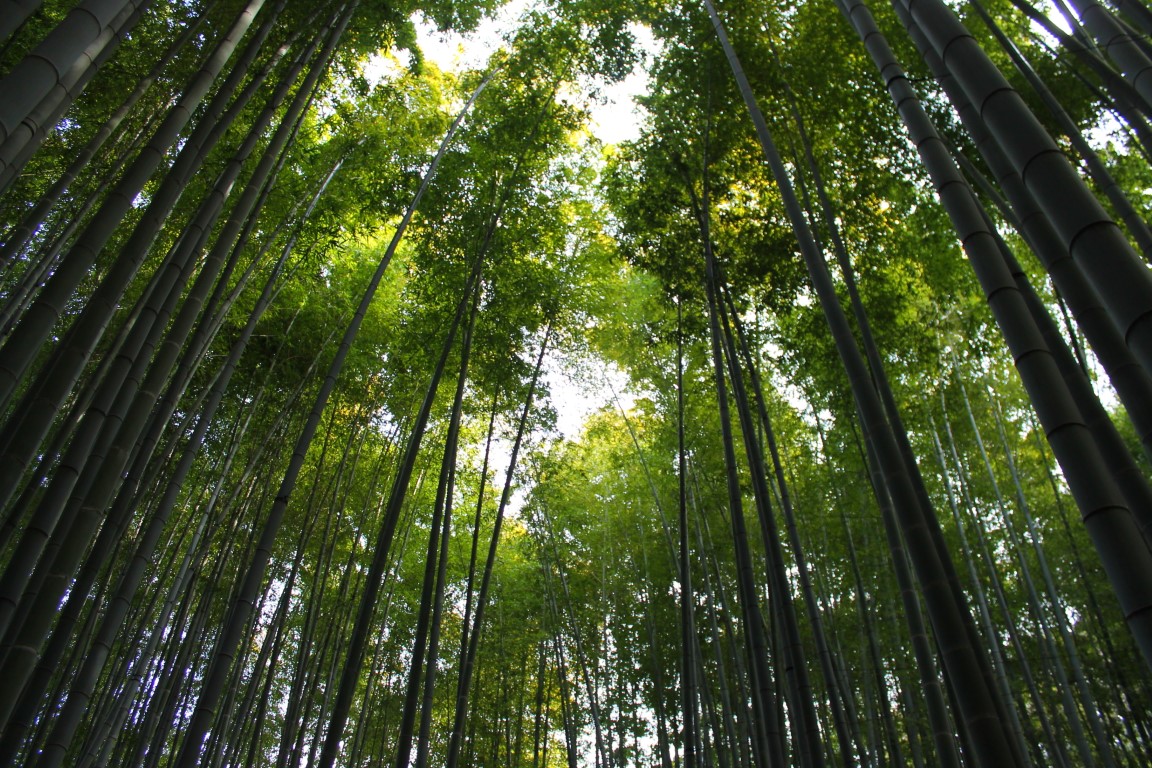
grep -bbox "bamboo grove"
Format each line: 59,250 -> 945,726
4,0 -> 1152,765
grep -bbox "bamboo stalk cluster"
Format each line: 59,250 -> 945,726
1,0 -> 1152,766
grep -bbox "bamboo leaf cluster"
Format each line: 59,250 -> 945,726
3,0 -> 1152,766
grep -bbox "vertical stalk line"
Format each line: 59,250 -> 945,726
691,489 -> 748,768
701,228 -> 783,768
271,436 -> 361,768
779,39 -> 1046,748
548,620 -> 580,768
394,286 -> 479,768
0,0 -> 271,506
849,409 -> 968,766
459,389 -> 500,679
634,524 -> 675,768
987,390 -> 1120,766
1028,421 -> 1152,759
0,7 -> 331,658
861,0 -> 1152,671
170,34 -> 485,768
0,0 -> 220,269
702,2 -> 1017,764
713,282 -> 825,768
678,299 -> 700,768
904,0 -> 1152,378
818,10 -> 1020,761
413,379 -> 463,767
840,513 -> 904,768
778,76 -> 953,751
899,0 -> 1152,499
228,396 -> 368,767
546,502 -> 610,768
954,373 -> 1103,767
927,414 -> 1067,768
723,287 -> 858,768
806,505 -> 872,768
674,92 -> 781,767
445,324 -> 552,768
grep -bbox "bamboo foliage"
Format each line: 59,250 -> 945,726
1,0 -> 1152,766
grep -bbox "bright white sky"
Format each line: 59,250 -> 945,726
403,2 -> 653,440
361,4 -> 653,440
412,2 -> 654,146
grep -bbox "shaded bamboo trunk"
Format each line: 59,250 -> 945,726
677,299 -> 701,768
0,0 -> 270,508
0,0 -> 152,185
855,0 -> 1152,675
698,181 -> 784,768
172,23 -> 505,768
705,3 -> 1019,764
395,288 -> 478,768
0,1 -> 216,268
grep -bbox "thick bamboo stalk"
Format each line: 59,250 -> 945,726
705,3 -> 1020,763
0,0 -> 149,162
